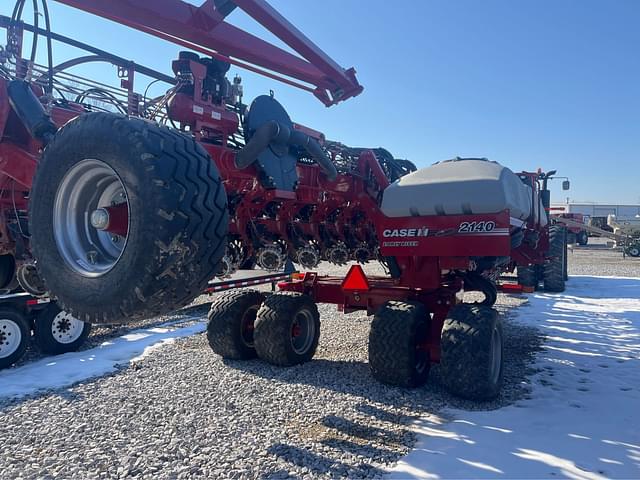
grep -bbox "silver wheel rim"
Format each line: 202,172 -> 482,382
489,326 -> 502,385
51,311 -> 85,344
0,319 -> 22,359
54,159 -> 129,277
291,308 -> 315,354
629,247 -> 639,257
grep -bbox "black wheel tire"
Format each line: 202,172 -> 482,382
254,292 -> 320,366
566,232 -> 577,245
564,230 -> 569,282
440,304 -> 504,400
207,289 -> 265,360
543,225 -> 566,292
626,244 -> 640,257
517,265 -> 538,289
0,254 -> 16,290
29,112 -> 228,324
368,301 -> 430,388
34,304 -> 91,355
577,231 -> 588,246
0,308 -> 30,369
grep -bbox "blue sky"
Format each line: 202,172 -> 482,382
4,0 -> 639,203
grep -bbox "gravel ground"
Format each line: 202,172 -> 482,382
567,237 -> 640,277
0,242 -> 632,479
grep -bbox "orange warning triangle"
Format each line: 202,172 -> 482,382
341,264 -> 370,291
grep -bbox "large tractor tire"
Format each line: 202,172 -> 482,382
0,308 -> 30,369
368,301 -> 430,388
440,304 -> 503,400
254,292 -> 320,366
517,265 -> 539,289
543,225 -> 566,292
29,112 -> 228,324
207,289 -> 265,360
576,231 -> 588,246
34,304 -> 91,355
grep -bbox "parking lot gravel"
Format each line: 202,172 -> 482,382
0,241 -> 635,479
567,237 -> 640,277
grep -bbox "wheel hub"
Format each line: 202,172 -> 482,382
240,307 -> 258,347
53,159 -> 130,277
51,312 -> 85,344
290,309 -> 315,354
0,319 -> 21,359
90,208 -> 110,230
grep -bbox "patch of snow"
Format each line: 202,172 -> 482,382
0,317 -> 205,400
390,276 -> 640,479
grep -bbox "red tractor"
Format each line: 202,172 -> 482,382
0,0 -> 567,398
549,209 -> 589,246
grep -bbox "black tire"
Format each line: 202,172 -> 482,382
368,301 -> 430,388
34,304 -> 91,355
564,230 -> 569,281
576,231 -> 588,246
29,112 -> 228,324
566,232 -> 577,245
254,292 -> 320,366
207,289 -> 265,360
517,265 -> 538,289
463,274 -> 497,306
626,243 -> 640,257
440,304 -> 503,400
543,225 -> 566,292
0,308 -> 30,369
0,254 -> 16,290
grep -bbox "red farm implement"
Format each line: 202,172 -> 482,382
0,0 -> 568,398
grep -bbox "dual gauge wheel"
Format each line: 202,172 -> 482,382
207,290 -> 320,367
207,290 -> 504,401
0,305 -> 91,370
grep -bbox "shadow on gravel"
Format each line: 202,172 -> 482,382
264,443 -> 387,479
227,312 -> 544,477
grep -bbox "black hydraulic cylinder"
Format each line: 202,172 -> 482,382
7,80 -> 58,143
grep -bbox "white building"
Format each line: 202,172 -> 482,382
550,202 -> 640,218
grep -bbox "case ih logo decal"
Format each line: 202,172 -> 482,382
382,227 -> 430,238
381,221 -> 508,247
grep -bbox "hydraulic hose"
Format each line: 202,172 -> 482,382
235,121 -> 337,181
289,129 -> 337,181
235,120 -> 279,169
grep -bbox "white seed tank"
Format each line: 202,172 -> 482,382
381,158 -> 541,224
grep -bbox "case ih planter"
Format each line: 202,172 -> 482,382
1,0 -> 567,398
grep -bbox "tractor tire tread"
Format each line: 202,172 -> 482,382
207,289 -> 265,359
440,304 -> 503,400
30,112 -> 228,324
543,225 -> 566,292
368,301 -> 429,388
254,292 -> 319,366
